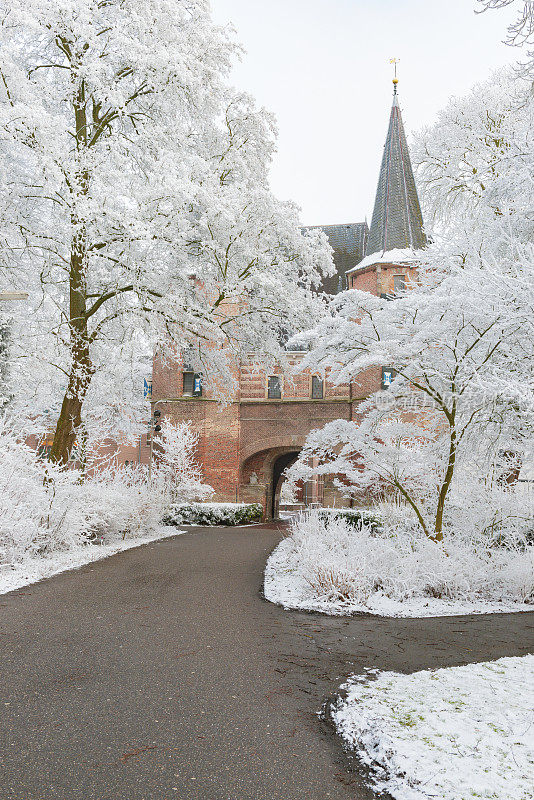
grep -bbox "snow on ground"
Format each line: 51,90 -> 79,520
332,655 -> 534,800
264,514 -> 534,617
0,526 -> 182,595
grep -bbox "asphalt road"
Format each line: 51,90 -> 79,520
1,525 -> 533,800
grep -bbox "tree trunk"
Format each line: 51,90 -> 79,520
49,72 -> 92,467
49,390 -> 84,467
49,316 -> 94,467
49,191 -> 92,467
49,212 -> 92,467
434,407 -> 457,542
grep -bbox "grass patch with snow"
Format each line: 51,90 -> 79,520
332,655 -> 534,800
264,510 -> 534,616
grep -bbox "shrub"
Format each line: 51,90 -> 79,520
155,419 -> 213,504
0,415 -> 212,570
163,502 -> 263,527
264,509 -> 534,612
317,507 -> 383,534
0,430 -> 163,566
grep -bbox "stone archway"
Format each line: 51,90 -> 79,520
271,451 -> 300,519
240,445 -> 304,519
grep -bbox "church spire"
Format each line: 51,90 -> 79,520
365,80 -> 426,258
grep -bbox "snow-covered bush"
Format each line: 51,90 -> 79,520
68,466 -> 163,542
264,509 -> 534,615
444,478 -> 534,550
0,416 -> 213,571
155,419 -> 213,505
0,427 -> 160,568
0,417 -> 58,565
164,502 -> 263,527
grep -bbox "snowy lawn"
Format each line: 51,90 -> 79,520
264,512 -> 534,617
0,526 -> 183,595
332,655 -> 534,800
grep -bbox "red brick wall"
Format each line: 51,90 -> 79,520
347,260 -> 419,399
99,433 -> 151,467
350,262 -> 418,295
150,399 -> 240,502
240,357 -> 349,401
351,268 -> 378,294
152,347 -> 183,399
351,367 -> 381,399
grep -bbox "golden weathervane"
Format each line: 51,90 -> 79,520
389,57 -> 400,85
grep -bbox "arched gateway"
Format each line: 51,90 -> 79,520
150,392 -> 357,519
151,81 -> 427,519
240,446 -> 303,520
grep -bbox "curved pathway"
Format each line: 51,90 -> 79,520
1,525 -> 533,799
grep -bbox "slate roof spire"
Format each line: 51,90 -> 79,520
365,80 -> 426,258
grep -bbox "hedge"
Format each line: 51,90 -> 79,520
163,502 -> 263,527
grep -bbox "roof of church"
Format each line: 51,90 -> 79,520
304,221 -> 368,294
365,82 -> 426,259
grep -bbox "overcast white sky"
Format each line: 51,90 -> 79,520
211,0 -> 519,226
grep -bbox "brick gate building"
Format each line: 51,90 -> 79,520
152,81 -> 426,517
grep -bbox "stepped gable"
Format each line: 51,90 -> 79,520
365,80 -> 426,260
304,221 -> 368,294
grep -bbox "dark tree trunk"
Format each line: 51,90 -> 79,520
49,73 -> 93,467
49,315 -> 94,467
433,407 -> 457,542
49,391 -> 84,466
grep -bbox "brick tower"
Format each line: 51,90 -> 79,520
347,78 -> 426,297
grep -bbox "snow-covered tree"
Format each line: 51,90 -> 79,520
413,68 -> 534,421
288,267 -> 527,541
154,418 -> 212,503
289,69 -> 534,542
477,0 -> 534,76
0,0 -> 332,464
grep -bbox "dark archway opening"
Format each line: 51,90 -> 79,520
271,451 -> 300,519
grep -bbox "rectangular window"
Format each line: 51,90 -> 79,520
311,376 -> 324,399
183,371 -> 194,395
267,375 -> 282,399
393,274 -> 406,293
382,367 -> 396,389
183,372 -> 202,397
